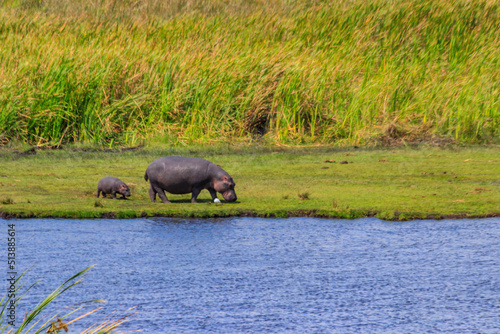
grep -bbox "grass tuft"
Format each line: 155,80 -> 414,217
2,198 -> 14,205
298,192 -> 310,200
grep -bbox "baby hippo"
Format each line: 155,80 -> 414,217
96,176 -> 131,199
144,156 -> 237,203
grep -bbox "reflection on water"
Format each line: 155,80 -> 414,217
2,217 -> 499,333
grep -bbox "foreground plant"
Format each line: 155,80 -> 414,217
0,0 -> 499,146
0,267 -> 134,334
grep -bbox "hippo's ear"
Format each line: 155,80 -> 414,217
222,176 -> 229,182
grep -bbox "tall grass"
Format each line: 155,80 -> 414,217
0,0 -> 499,146
0,266 -> 132,333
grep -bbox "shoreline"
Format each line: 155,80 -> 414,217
1,210 -> 500,221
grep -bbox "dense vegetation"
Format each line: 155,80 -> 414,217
0,0 -> 499,146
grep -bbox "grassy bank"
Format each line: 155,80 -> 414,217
1,0 -> 500,146
0,146 -> 498,220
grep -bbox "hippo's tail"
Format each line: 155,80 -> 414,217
144,170 -> 149,182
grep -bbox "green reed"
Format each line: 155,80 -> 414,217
0,0 -> 499,146
0,266 -> 131,333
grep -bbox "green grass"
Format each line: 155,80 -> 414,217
1,0 -> 500,146
0,145 -> 498,220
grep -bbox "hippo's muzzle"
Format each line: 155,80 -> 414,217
222,190 -> 237,202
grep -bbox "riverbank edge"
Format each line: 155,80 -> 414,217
1,209 -> 499,221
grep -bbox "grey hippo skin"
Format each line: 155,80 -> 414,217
144,156 -> 237,203
96,176 -> 131,199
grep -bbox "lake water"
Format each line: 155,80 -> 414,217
2,217 -> 499,333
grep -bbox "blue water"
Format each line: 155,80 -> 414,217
2,217 -> 499,333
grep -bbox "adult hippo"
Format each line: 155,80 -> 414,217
144,156 -> 237,203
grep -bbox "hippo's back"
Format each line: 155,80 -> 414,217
145,156 -> 213,193
98,176 -> 121,186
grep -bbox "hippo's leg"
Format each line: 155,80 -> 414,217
152,184 -> 170,203
96,190 -> 101,198
148,186 -> 157,202
191,188 -> 202,203
112,191 -> 118,199
208,188 -> 217,201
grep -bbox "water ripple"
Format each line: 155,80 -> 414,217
2,217 -> 499,333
